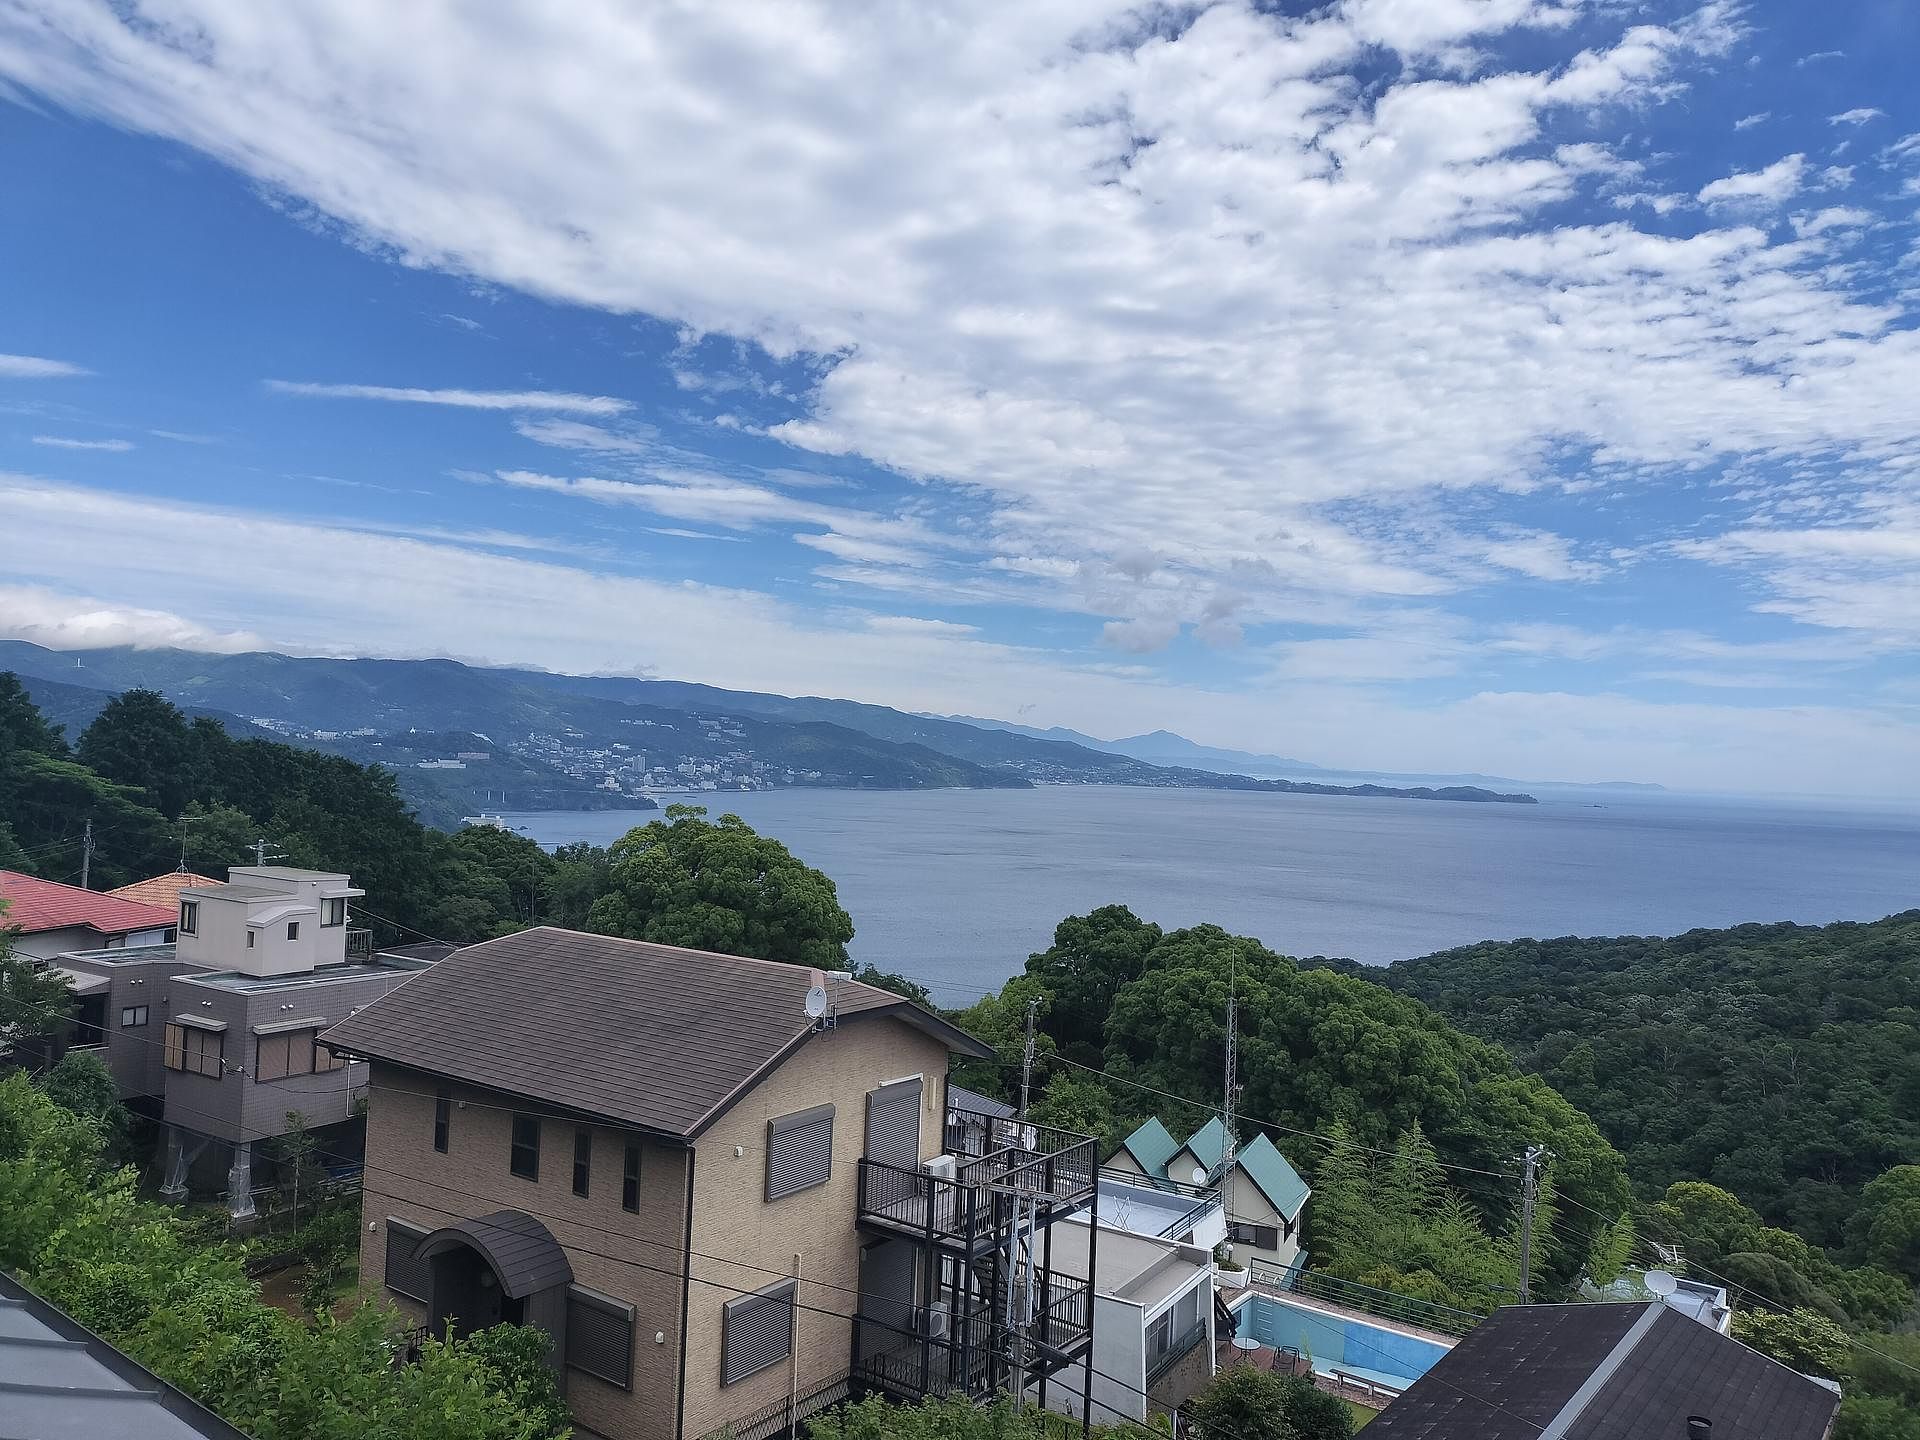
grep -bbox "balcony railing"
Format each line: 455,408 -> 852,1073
1250,1261 -> 1482,1337
346,928 -> 374,959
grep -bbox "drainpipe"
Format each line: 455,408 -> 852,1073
789,1252 -> 803,1433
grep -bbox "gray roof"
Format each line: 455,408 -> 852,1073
322,926 -> 991,1139
1362,1302 -> 1840,1440
0,1271 -> 255,1440
947,1083 -> 1015,1118
414,1210 -> 573,1298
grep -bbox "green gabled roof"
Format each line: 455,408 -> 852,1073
1182,1116 -> 1228,1176
1236,1132 -> 1310,1219
1117,1116 -> 1181,1178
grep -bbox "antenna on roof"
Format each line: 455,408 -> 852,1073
805,969 -> 835,1032
1644,1269 -> 1679,1297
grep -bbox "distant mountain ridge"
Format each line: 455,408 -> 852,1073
0,641 -> 1541,810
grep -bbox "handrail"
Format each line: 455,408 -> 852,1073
1250,1262 -> 1480,1337
1146,1316 -> 1209,1386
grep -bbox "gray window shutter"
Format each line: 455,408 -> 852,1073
865,1079 -> 921,1170
767,1104 -> 835,1200
566,1286 -> 634,1388
722,1281 -> 795,1385
385,1218 -> 431,1302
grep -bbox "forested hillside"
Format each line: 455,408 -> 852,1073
1380,915 -> 1920,1249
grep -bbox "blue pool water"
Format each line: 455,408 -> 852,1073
1232,1293 -> 1454,1386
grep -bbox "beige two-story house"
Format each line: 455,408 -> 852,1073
323,927 -> 1100,1440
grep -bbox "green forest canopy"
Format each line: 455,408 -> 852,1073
1377,915 -> 1920,1249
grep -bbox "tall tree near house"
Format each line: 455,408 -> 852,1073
0,905 -> 74,1052
76,688 -> 207,821
586,805 -> 855,968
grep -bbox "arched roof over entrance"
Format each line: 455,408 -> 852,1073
412,1210 -> 573,1299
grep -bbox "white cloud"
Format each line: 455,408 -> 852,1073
1480,531 -> 1605,582
0,352 -> 89,379
1100,617 -> 1183,654
1733,112 -> 1769,130
1791,206 -> 1873,237
0,581 -> 260,651
0,475 -> 1916,795
1828,108 -> 1884,126
31,435 -> 133,452
265,380 -> 629,414
1697,153 -> 1806,207
513,417 -> 658,453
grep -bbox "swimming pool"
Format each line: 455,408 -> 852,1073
1229,1292 -> 1456,1391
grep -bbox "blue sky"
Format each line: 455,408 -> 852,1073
1,0 -> 1918,794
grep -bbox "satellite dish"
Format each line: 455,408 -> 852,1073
1644,1269 -> 1679,1297
1190,1165 -> 1209,1186
804,985 -> 829,1020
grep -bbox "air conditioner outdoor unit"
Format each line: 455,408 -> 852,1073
924,1154 -> 957,1180
923,1302 -> 951,1340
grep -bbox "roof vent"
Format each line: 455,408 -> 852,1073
1686,1419 -> 1712,1440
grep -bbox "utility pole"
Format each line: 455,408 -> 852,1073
80,817 -> 95,890
1221,990 -> 1239,1259
1018,996 -> 1040,1120
252,837 -> 286,867
1517,1143 -> 1550,1303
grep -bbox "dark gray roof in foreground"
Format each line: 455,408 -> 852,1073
1363,1302 -> 1840,1440
0,1271 -> 255,1440
322,926 -> 991,1138
415,1210 -> 573,1298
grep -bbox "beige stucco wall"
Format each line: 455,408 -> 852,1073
356,1064 -> 693,1440
679,1016 -> 950,1440
1222,1172 -> 1302,1273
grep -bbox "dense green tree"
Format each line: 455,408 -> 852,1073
1090,920 -> 1631,1288
811,1393 -> 1102,1440
546,840 -> 613,928
1858,1167 -> 1920,1282
77,689 -> 207,820
36,1050 -> 130,1158
0,910 -> 74,1048
446,826 -> 556,928
1382,915 -> 1920,1246
1029,1072 -> 1126,1154
1023,905 -> 1164,1063
1730,1306 -> 1854,1381
1184,1364 -> 1306,1440
946,975 -> 1056,1100
1836,1395 -> 1920,1440
586,805 -> 854,967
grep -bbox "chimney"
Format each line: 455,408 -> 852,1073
1686,1419 -> 1712,1440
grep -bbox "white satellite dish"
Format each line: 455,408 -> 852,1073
1644,1269 -> 1679,1297
804,985 -> 829,1020
1190,1165 -> 1209,1186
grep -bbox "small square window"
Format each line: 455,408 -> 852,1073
573,1127 -> 592,1198
511,1114 -> 540,1181
120,1005 -> 149,1028
286,921 -> 300,941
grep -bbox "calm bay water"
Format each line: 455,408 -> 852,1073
500,786 -> 1920,1006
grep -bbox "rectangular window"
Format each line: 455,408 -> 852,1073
254,1029 -> 318,1083
567,1286 -> 635,1389
286,921 -> 300,942
246,931 -> 256,949
434,1090 -> 450,1154
622,1139 -> 642,1214
721,1281 -> 795,1386
1230,1221 -> 1280,1251
1147,1310 -> 1172,1364
178,899 -> 198,935
511,1114 -> 540,1181
120,1005 -> 149,1028
320,896 -> 346,927
384,1217 -> 431,1302
313,1040 -> 346,1072
164,1023 -> 223,1078
766,1104 -> 834,1200
573,1126 -> 592,1198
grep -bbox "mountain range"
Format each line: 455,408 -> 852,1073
0,640 -> 1540,823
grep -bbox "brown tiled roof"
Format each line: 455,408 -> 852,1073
321,926 -> 989,1138
1362,1303 -> 1840,1440
106,872 -> 222,910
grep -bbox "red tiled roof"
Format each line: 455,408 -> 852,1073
0,870 -> 177,937
106,872 -> 222,911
